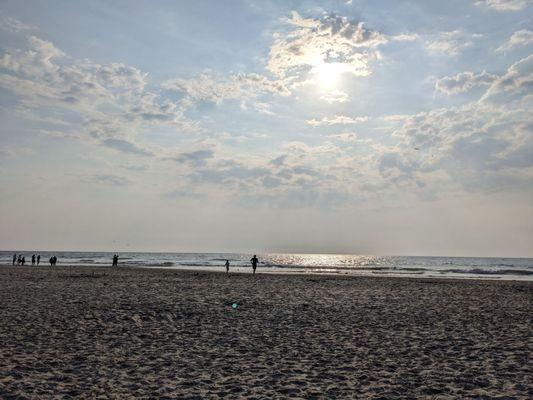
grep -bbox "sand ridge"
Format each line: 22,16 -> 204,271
0,265 -> 532,399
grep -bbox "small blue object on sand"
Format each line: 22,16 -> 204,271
232,303 -> 238,309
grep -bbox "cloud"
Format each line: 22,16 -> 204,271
0,36 -> 64,76
388,55 -> 533,194
268,12 -> 387,84
175,149 -> 215,167
435,71 -> 497,95
0,14 -> 36,33
86,174 -> 133,186
426,31 -> 481,56
496,29 -> 533,52
328,132 -> 358,142
101,138 -> 153,156
269,155 -> 288,166
391,33 -> 420,42
0,34 -> 198,158
307,115 -> 368,126
283,141 -> 341,156
0,36 -> 149,105
127,92 -> 192,126
481,54 -> 533,103
320,90 -> 349,103
475,0 -> 532,11
382,114 -> 410,122
162,72 -> 289,104
378,152 -> 419,184
189,161 -> 270,185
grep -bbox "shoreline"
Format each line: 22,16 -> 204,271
2,262 -> 532,282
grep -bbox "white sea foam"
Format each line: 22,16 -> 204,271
1,251 -> 532,280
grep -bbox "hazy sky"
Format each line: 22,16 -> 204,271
0,0 -> 532,256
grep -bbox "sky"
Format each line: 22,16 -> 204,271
0,0 -> 532,256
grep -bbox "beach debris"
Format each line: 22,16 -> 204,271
232,303 -> 238,309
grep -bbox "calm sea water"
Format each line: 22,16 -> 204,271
2,251 -> 532,280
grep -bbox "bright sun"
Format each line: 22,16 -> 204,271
314,62 -> 344,89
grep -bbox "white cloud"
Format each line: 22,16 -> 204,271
320,89 -> 349,103
328,132 -> 358,142
268,12 -> 387,84
435,71 -> 497,95
283,141 -> 341,155
475,0 -> 532,11
496,29 -> 533,52
382,114 -> 410,122
481,54 -> 533,103
0,14 -> 36,33
387,55 -> 533,192
0,34 -> 196,156
162,72 -> 289,104
307,115 -> 368,126
426,30 -> 481,56
392,33 -> 420,42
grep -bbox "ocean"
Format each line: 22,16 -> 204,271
2,251 -> 532,280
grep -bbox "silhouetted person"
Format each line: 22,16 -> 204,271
32,254 -> 36,265
21,256 -> 25,266
250,255 -> 258,274
17,255 -> 22,265
112,254 -> 118,267
53,256 -> 57,266
49,257 -> 53,266
225,260 -> 230,274
12,253 -> 16,265
37,255 -> 40,266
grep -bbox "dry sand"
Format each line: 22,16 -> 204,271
0,265 -> 531,399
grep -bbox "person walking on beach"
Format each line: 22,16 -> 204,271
21,256 -> 25,266
12,253 -> 16,265
225,259 -> 230,274
17,255 -> 22,265
250,255 -> 258,274
37,255 -> 40,266
112,254 -> 118,267
53,256 -> 57,266
32,254 -> 36,266
49,256 -> 53,266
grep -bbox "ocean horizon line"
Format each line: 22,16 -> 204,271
2,249 -> 533,260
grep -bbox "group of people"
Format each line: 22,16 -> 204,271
11,252 -> 259,272
12,253 -> 57,266
13,254 -> 30,266
224,255 -> 259,274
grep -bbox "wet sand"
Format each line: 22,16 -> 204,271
0,265 -> 531,399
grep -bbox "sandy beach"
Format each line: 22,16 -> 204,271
0,265 -> 531,399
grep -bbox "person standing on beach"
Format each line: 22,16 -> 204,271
49,256 -> 53,266
225,259 -> 230,274
21,256 -> 25,266
37,255 -> 40,266
32,254 -> 36,266
112,254 -> 118,267
53,256 -> 57,266
17,255 -> 22,265
12,253 -> 16,265
250,255 -> 258,274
